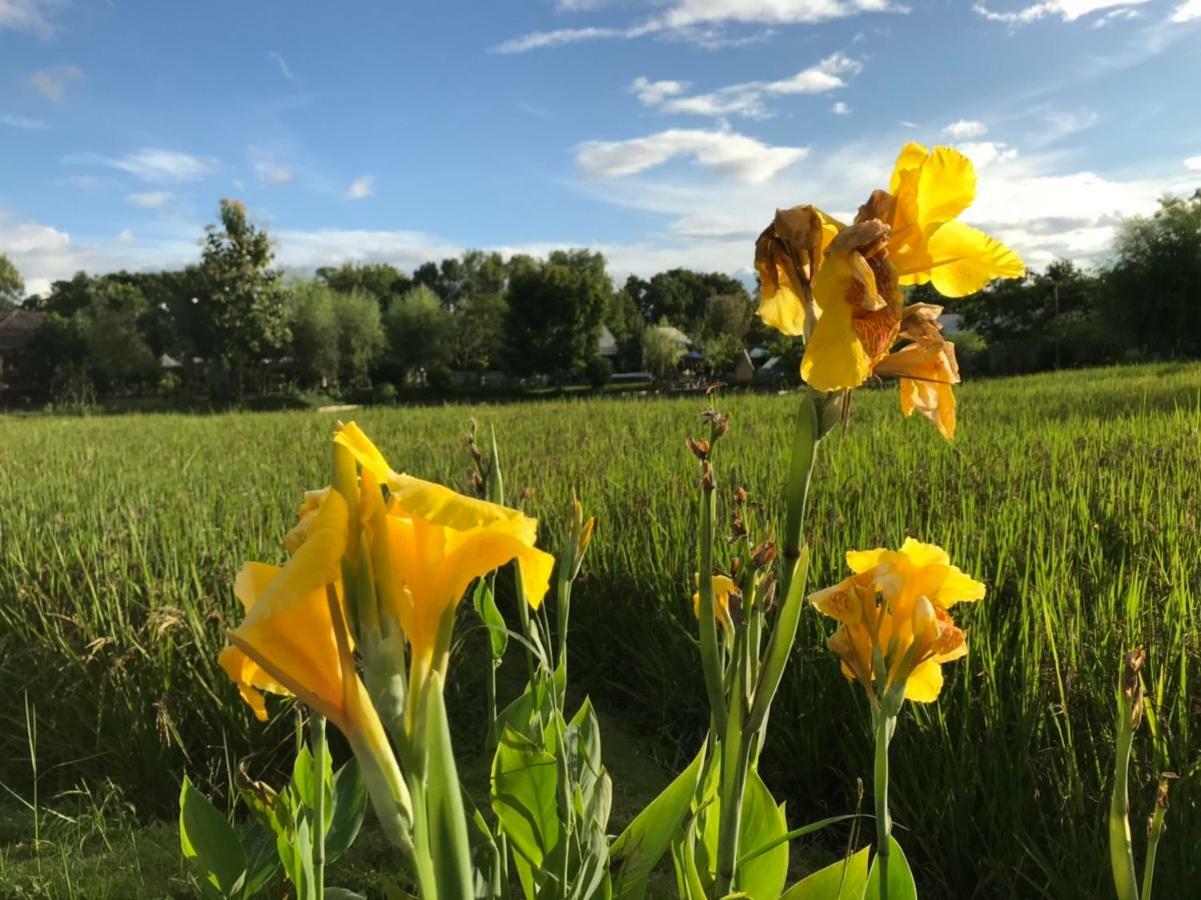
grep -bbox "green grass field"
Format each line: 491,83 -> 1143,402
2,362 -> 1199,898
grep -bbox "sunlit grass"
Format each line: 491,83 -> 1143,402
1,361 -> 1198,898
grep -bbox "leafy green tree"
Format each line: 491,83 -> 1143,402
452,292 -> 509,371
0,254 -> 23,309
642,325 -> 686,381
701,333 -> 745,376
198,199 -> 290,397
33,271 -> 95,317
80,281 -> 157,388
604,288 -> 645,371
316,262 -> 412,310
505,250 -> 610,377
384,285 -> 454,382
638,269 -> 751,333
287,282 -> 340,388
1102,190 -> 1201,358
703,293 -> 754,340
332,289 -> 385,388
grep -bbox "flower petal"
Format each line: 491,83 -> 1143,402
889,142 -> 929,194
916,147 -> 977,232
936,565 -> 987,607
801,254 -> 873,391
903,658 -> 944,702
918,220 -> 1025,297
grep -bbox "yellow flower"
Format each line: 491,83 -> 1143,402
218,489 -> 384,748
692,572 -> 739,631
755,205 -> 844,337
810,538 -> 984,704
874,310 -> 961,439
335,422 -> 555,673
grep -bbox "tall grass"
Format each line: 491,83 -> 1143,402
1,362 -> 1198,898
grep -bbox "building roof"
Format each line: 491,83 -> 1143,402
597,324 -> 618,356
0,309 -> 44,353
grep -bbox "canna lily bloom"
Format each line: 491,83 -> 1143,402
334,422 -> 555,676
810,538 -> 984,704
755,204 -> 844,338
692,572 -> 740,632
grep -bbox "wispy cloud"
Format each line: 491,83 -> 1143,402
1170,0 -> 1201,22
268,50 -> 294,80
0,0 -> 65,38
943,119 -> 989,139
254,161 -> 294,185
345,175 -> 374,200
127,191 -> 172,209
953,141 -> 1018,167
493,1 -> 905,53
973,1 -> 1148,26
577,127 -> 807,183
0,112 -> 46,129
633,53 -> 862,119
1185,155 -> 1201,171
832,101 -> 851,115
29,64 -> 83,102
65,148 -> 219,183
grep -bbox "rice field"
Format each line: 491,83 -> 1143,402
1,361 -> 1199,899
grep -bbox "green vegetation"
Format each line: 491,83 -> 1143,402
1,362 -> 1199,898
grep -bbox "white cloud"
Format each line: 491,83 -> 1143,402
640,53 -> 862,120
345,175 -> 374,200
268,50 -> 294,79
1185,155 -> 1201,171
65,148 -> 219,182
494,1 -> 904,53
943,119 -> 989,139
831,101 -> 851,115
1170,0 -> 1201,22
1030,108 -> 1099,146
973,1 -> 1148,26
127,191 -> 172,209
954,141 -> 1019,167
0,0 -> 64,38
116,228 -> 136,244
28,64 -> 83,102
900,120 -> 918,128
255,161 -> 294,185
0,112 -> 46,129
577,128 -> 807,183
631,77 -> 689,106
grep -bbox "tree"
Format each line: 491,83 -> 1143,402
316,262 -> 411,310
80,281 -> 156,387
701,333 -> 744,376
604,288 -> 645,371
332,289 -> 385,388
0,254 -> 23,309
198,200 -> 289,397
452,292 -> 509,371
642,325 -> 686,381
1103,190 -> 1201,359
384,285 -> 454,382
287,282 -> 340,388
703,293 -> 754,341
505,250 -> 610,377
638,269 -> 751,333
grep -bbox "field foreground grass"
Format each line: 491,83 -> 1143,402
1,362 -> 1199,898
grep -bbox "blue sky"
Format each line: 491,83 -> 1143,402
2,0 -> 1200,295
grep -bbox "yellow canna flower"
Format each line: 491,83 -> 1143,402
755,205 -> 844,338
692,572 -> 740,632
218,489 -> 379,739
810,538 -> 984,704
334,422 -> 555,675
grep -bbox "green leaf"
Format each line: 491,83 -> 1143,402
491,724 -> 561,868
291,745 -> 321,815
781,846 -> 871,900
237,822 -> 279,896
473,577 -> 510,660
424,674 -> 477,899
179,775 -> 248,899
325,758 -> 367,861
864,837 -> 917,900
733,769 -> 789,900
491,679 -> 553,747
610,742 -> 707,900
325,889 -> 367,900
566,697 -> 606,824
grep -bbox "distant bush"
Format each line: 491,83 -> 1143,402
584,356 -> 613,390
373,381 -> 398,405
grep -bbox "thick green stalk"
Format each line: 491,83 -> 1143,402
1141,779 -> 1171,900
698,477 -> 728,738
873,709 -> 895,900
778,392 -> 818,601
714,665 -> 751,897
310,713 -> 327,900
1109,708 -> 1140,900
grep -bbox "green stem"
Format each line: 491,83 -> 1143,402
873,709 -> 895,900
698,478 -> 728,738
1142,789 -> 1169,900
778,392 -> 818,601
310,712 -> 327,900
1109,707 -> 1140,900
715,663 -> 751,897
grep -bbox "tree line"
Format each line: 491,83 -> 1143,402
1,190 -> 1198,407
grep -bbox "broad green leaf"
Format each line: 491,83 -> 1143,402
781,846 -> 871,900
325,889 -> 367,900
179,775 -> 248,899
864,837 -> 917,900
733,769 -> 789,900
491,724 -> 561,868
325,758 -> 366,861
424,674 -> 476,899
237,822 -> 279,896
610,742 -> 707,900
491,679 -> 553,747
566,697 -> 605,821
291,745 -> 321,815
